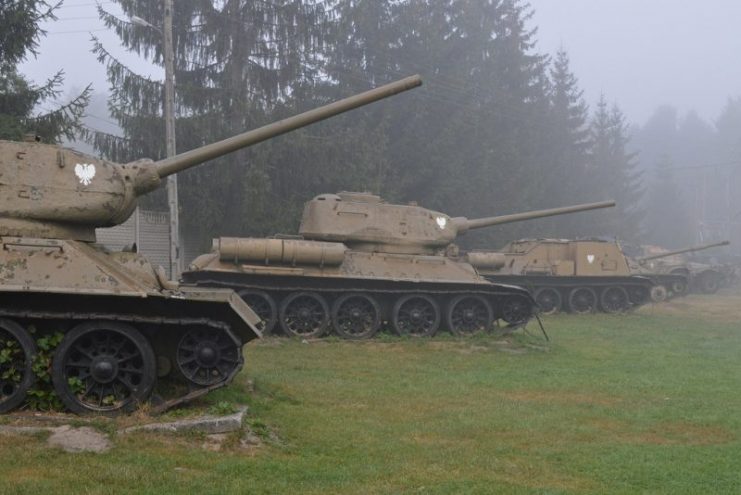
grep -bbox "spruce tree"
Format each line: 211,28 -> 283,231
93,0 -> 332,243
588,96 -> 644,241
0,0 -> 90,142
538,49 -> 591,238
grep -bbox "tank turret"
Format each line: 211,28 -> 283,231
637,241 -> 730,263
0,76 -> 422,415
298,191 -> 615,254
0,75 -> 422,242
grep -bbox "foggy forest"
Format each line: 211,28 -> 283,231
3,0 -> 741,255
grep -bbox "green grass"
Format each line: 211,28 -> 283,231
2,294 -> 741,494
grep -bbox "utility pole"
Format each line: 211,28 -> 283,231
163,0 -> 180,279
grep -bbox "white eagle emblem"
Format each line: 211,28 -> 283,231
587,254 -> 595,264
75,163 -> 96,186
435,216 -> 447,229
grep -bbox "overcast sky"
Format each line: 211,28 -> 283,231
20,0 -> 741,126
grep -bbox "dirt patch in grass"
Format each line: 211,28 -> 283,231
501,389 -> 622,407
589,418 -> 735,446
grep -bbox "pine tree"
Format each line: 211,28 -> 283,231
537,49 -> 591,238
0,0 -> 90,142
588,96 -> 644,241
92,0 -> 332,244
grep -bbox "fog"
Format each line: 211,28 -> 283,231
23,1 -> 741,125
15,0 -> 741,256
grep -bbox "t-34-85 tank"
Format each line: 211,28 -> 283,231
0,75 -> 422,414
635,241 -> 731,294
183,193 -> 614,339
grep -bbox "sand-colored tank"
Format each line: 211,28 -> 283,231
0,75 -> 422,414
636,241 -> 731,294
474,238 -> 692,314
183,193 -> 614,339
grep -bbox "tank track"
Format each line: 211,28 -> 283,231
480,274 -> 663,314
0,304 -> 244,415
184,272 -> 537,340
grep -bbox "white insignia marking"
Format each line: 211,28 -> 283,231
435,216 -> 447,229
75,163 -> 96,186
587,254 -> 595,264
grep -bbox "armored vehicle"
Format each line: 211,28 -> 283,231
474,238 -> 690,314
183,193 -> 614,339
636,241 -> 731,294
0,75 -> 422,414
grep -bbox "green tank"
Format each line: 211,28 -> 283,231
0,75 -> 422,414
183,193 -> 614,339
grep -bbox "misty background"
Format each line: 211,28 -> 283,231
16,0 -> 741,255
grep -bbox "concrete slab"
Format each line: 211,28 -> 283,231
47,426 -> 112,454
120,407 -> 247,435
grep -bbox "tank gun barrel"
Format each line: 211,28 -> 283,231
638,240 -> 730,262
453,200 -> 616,233
154,75 -> 422,178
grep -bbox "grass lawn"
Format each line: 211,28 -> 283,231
1,291 -> 741,494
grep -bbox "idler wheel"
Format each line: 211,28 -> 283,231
331,294 -> 381,340
446,295 -> 493,336
600,286 -> 630,313
533,288 -> 562,315
501,295 -> 534,325
238,290 -> 278,335
279,292 -> 330,338
52,322 -> 156,415
392,295 -> 441,337
0,319 -> 37,413
176,327 -> 242,386
568,287 -> 597,314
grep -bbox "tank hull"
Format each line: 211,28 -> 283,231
0,237 -> 261,414
473,239 -> 692,313
184,247 -> 535,339
480,273 -> 678,314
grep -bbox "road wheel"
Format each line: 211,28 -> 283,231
534,288 -> 562,315
670,279 -> 688,296
568,287 -> 597,314
392,295 -> 440,337
627,285 -> 649,306
650,285 -> 668,302
239,290 -> 278,335
0,319 -> 37,413
445,295 -> 493,336
52,322 -> 156,415
698,272 -> 721,294
600,286 -> 630,313
279,292 -> 330,338
331,294 -> 381,340
176,327 -> 242,386
501,295 -> 533,324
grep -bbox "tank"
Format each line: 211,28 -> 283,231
474,238 -> 692,314
183,192 -> 614,339
0,75 -> 422,414
636,241 -> 732,294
